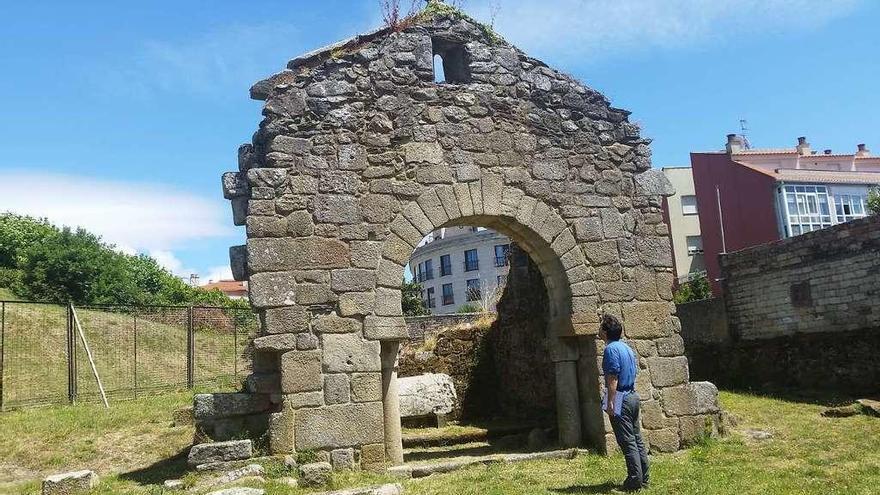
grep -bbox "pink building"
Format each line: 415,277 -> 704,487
687,135 -> 880,295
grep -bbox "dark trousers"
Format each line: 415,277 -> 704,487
610,392 -> 650,490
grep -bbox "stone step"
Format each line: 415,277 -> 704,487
389,448 -> 581,479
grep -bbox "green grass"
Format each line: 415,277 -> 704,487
0,300 -> 254,408
1,390 -> 878,494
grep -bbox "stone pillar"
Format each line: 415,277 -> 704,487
555,360 -> 583,448
576,336 -> 607,451
380,341 -> 404,466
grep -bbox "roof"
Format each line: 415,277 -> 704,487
202,280 -> 248,293
773,169 -> 880,186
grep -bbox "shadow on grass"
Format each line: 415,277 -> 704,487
118,449 -> 189,486
549,481 -> 618,494
719,386 -> 870,408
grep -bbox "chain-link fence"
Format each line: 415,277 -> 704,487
0,301 -> 258,409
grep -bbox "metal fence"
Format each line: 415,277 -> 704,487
0,301 -> 258,410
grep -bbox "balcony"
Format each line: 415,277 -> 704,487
463,260 -> 479,272
440,264 -> 452,276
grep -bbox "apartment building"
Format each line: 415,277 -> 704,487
681,134 -> 880,294
408,227 -> 512,314
661,167 -> 705,283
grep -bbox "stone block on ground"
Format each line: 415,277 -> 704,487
206,488 -> 265,495
199,464 -> 265,490
316,484 -> 405,495
188,440 -> 253,467
398,373 -> 457,420
42,470 -> 98,495
299,461 -> 332,487
163,479 -> 184,491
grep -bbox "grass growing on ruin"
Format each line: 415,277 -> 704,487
2,390 -> 879,494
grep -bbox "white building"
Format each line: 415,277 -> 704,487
408,227 -> 511,314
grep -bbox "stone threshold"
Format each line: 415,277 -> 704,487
387,448 -> 582,479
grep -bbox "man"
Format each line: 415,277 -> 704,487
600,314 -> 649,491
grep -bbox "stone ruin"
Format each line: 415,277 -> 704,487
205,6 -> 722,470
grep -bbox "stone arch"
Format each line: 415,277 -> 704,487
369,178 -> 600,463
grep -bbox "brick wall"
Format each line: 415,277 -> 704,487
721,215 -> 880,340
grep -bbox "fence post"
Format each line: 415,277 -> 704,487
133,312 -> 138,399
1,301 -> 5,412
187,306 -> 194,389
66,303 -> 76,404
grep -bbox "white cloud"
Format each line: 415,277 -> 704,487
202,265 -> 234,285
466,0 -> 864,61
0,171 -> 235,275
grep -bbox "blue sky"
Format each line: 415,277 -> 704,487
1,0 -> 877,282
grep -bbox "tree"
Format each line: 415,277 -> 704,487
402,279 -> 430,316
673,272 -> 712,304
868,188 -> 880,216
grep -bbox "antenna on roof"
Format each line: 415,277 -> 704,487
739,119 -> 752,149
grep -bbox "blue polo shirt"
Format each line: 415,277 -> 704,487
603,340 -> 637,392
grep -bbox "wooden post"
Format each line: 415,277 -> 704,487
71,305 -> 109,408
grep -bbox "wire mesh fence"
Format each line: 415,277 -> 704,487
0,301 -> 258,409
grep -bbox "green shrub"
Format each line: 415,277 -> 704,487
402,279 -> 430,316
674,272 -> 712,304
868,188 -> 880,215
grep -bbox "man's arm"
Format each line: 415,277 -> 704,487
605,374 -> 618,417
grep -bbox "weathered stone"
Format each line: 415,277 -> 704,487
248,237 -> 350,272
188,440 -> 253,467
350,373 -> 382,403
331,448 -> 357,470
324,374 -> 352,405
269,409 -> 296,454
194,394 -> 271,420
331,269 -> 376,292
322,333 -> 381,372
281,350 -> 323,393
645,427 -> 680,453
296,332 -> 319,350
206,488 -> 265,495
262,306 -> 310,334
248,272 -> 297,308
295,402 -> 385,449
360,443 -> 386,469
661,385 -> 696,416
622,302 -> 675,339
634,168 -> 674,197
252,333 -> 298,352
655,334 -> 685,357
646,356 -> 689,387
283,391 -> 324,409
339,292 -> 376,317
299,461 -> 332,487
363,316 -> 408,340
163,479 -> 184,491
404,142 -> 444,164
42,470 -> 98,495
398,373 -> 457,418
691,381 -> 720,414
245,373 -> 280,394
313,314 -> 361,334
230,245 -> 247,281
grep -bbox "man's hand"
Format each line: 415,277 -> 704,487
605,404 -> 616,417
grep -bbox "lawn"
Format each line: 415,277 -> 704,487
1,390 -> 878,494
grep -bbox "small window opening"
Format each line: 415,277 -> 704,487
433,54 -> 446,83
432,38 -> 470,84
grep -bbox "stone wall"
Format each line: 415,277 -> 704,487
404,313 -> 485,343
721,215 -> 880,340
681,215 -> 880,395
211,7 -> 719,467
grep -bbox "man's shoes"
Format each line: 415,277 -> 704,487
621,481 -> 642,492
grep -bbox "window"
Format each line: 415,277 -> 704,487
423,259 -> 434,281
440,254 -> 452,276
442,283 -> 454,306
416,262 -> 424,282
494,244 -> 510,267
781,185 -> 834,237
425,287 -> 436,309
834,193 -> 867,223
464,249 -> 479,272
466,279 -> 481,302
432,38 -> 470,84
681,195 -> 698,215
686,236 -> 703,255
